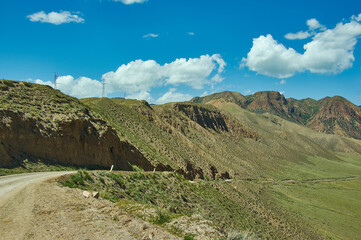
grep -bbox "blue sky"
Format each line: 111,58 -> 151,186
1,0 -> 361,105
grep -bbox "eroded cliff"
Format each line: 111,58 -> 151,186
0,80 -> 153,170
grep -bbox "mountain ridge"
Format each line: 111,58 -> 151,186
192,91 -> 361,139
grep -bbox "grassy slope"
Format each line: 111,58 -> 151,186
81,98 -> 261,178
62,171 -> 324,239
268,180 -> 361,240
212,101 -> 361,239
80,97 -> 361,239
0,80 -> 93,127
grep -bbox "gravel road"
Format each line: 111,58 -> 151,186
0,171 -> 76,206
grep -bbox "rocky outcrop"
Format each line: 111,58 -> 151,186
307,97 -> 361,139
0,109 -> 154,170
0,80 -> 154,170
171,103 -> 258,140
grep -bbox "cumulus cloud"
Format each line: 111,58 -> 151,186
352,13 -> 361,22
34,79 -> 53,87
306,18 -> 325,30
163,54 -> 226,89
113,0 -> 147,4
126,91 -> 153,102
34,76 -> 102,98
279,79 -> 286,85
285,18 -> 325,40
102,54 -> 226,94
242,34 -> 303,78
27,11 -> 84,25
143,33 -> 159,38
243,15 -> 361,78
200,91 -> 209,97
284,31 -> 311,40
32,54 -> 224,103
188,32 -> 195,36
156,88 -> 192,104
103,60 -> 163,93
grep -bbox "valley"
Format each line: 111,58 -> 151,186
1,79 -> 361,239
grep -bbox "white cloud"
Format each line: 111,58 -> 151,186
143,33 -> 159,38
244,89 -> 251,94
242,34 -> 303,78
27,11 -> 84,25
280,91 -> 285,95
188,32 -> 195,36
201,91 -> 209,97
243,15 -> 361,78
34,76 -> 102,98
163,54 -> 226,89
34,79 -> 53,87
352,13 -> 361,22
306,18 -> 324,30
126,91 -> 153,102
31,54 -> 225,102
279,79 -> 286,85
156,88 -> 192,104
102,54 -> 226,94
302,21 -> 361,74
102,59 -> 163,93
113,0 -> 147,4
285,18 -> 325,40
284,31 -> 311,40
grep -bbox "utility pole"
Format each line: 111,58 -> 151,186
54,72 -> 57,89
102,78 -> 106,98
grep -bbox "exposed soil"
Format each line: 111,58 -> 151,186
0,173 -> 180,240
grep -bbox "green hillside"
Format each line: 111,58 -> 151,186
1,80 -> 361,239
81,96 -> 361,239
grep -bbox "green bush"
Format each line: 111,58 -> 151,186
129,163 -> 144,172
184,234 -> 195,240
107,172 -> 126,188
63,170 -> 92,188
227,230 -> 256,240
154,207 -> 171,224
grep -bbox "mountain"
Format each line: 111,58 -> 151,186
192,91 -> 361,139
82,96 -> 361,181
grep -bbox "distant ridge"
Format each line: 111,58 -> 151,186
192,91 -> 361,139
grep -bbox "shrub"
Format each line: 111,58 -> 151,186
107,172 -> 126,188
227,230 -> 256,240
129,163 -> 144,172
184,234 -> 195,240
154,207 -> 171,224
63,170 -> 92,188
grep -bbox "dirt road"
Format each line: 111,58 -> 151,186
0,172 -> 180,240
0,172 -> 76,206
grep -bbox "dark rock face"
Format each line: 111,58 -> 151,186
173,103 -> 229,132
0,109 -> 154,170
0,80 -> 154,170
171,103 -> 258,140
